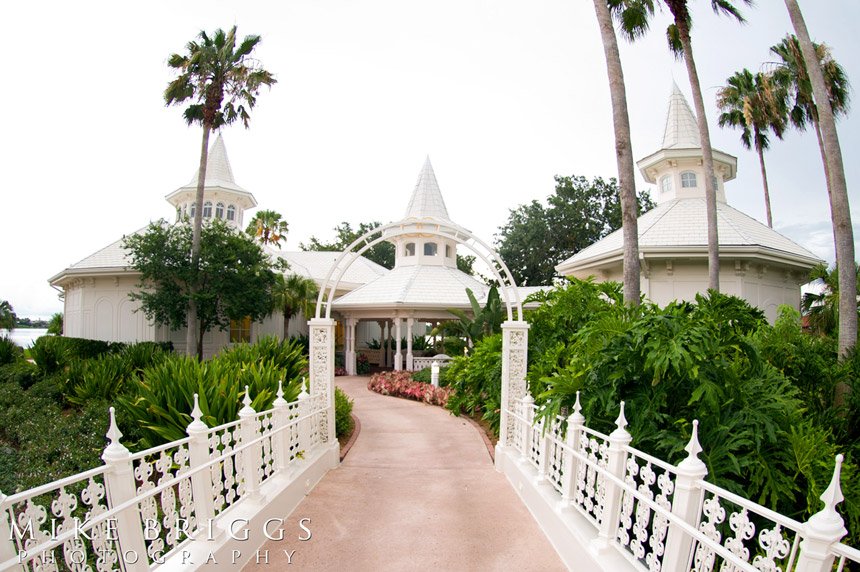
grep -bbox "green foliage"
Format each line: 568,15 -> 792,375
0,361 -> 38,389
445,287 -> 504,352
335,387 -> 354,439
47,312 -> 63,336
495,175 -> 654,285
124,219 -> 278,351
356,353 -> 371,375
120,338 -> 306,448
0,300 -> 16,331
246,209 -> 288,248
302,221 -> 395,269
0,383 -> 108,492
0,336 -> 23,366
445,334 -> 503,436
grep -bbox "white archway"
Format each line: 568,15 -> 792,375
307,218 -> 529,454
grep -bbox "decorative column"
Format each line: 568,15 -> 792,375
101,408 -> 150,572
497,320 -> 529,457
238,388 -> 260,497
185,394 -> 215,534
559,392 -> 585,509
431,361 -> 440,388
406,317 -> 414,370
593,402 -> 632,553
795,455 -> 847,572
662,420 -> 708,571
376,320 -> 387,367
394,317 -> 403,371
345,316 -> 357,375
308,318 -> 336,444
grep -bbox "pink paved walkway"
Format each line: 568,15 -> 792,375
245,375 -> 565,571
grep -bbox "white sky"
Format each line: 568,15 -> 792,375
1,1 -> 858,319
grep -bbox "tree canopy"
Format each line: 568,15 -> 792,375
302,221 -> 395,269
123,220 -> 277,359
0,301 -> 16,331
495,175 -> 654,286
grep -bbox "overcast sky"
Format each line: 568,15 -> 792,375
2,1 -> 858,319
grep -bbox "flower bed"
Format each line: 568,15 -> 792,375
367,371 -> 452,407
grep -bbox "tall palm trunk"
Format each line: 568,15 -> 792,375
186,124 -> 212,359
784,0 -> 856,405
592,0 -> 640,305
754,138 -> 773,228
676,20 -> 720,291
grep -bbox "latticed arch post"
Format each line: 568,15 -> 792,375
499,320 -> 529,453
308,318 -> 336,446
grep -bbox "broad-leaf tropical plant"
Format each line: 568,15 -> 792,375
445,287 -> 503,351
717,68 -> 788,228
782,2 -> 856,394
165,26 -> 276,356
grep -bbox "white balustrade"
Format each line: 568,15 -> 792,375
0,381 -> 329,571
412,355 -> 453,371
503,394 -> 858,572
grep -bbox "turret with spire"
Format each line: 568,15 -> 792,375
164,133 -> 258,228
389,157 -> 459,270
637,84 -> 737,205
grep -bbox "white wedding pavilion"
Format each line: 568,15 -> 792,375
556,85 -> 822,322
48,137 -> 539,362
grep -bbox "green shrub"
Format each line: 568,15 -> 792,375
356,353 -> 371,375
29,336 -> 67,375
0,336 -> 22,366
122,339 -> 306,448
335,387 -> 354,439
67,353 -> 134,407
445,334 -> 503,436
0,361 -> 38,389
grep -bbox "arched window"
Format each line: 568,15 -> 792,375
226,205 -> 236,221
711,176 -> 719,191
681,171 -> 697,188
445,245 -> 452,258
215,202 -> 225,219
203,201 -> 213,218
660,175 -> 672,194
190,203 -> 196,218
424,242 -> 438,256
176,207 -> 181,222
405,242 -> 416,256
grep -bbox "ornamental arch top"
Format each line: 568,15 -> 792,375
307,216 -> 530,451
313,217 -> 524,321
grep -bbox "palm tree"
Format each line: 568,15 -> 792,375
615,0 -> 752,292
0,300 -> 16,331
591,0 -> 651,305
246,210 -> 289,248
271,274 -> 319,338
165,26 -> 276,356
717,69 -> 787,228
782,2 -> 856,375
801,263 -> 860,338
769,35 -> 850,194
47,312 -> 63,336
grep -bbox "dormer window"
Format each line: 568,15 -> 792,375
203,201 -> 213,218
681,172 -> 697,188
424,242 -> 438,256
405,242 -> 416,256
226,205 -> 236,222
215,202 -> 225,219
660,175 -> 672,194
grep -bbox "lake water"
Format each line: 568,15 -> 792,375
0,328 -> 49,348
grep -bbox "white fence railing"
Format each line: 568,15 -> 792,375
0,382 -> 330,572
505,392 -> 858,572
412,355 -> 453,371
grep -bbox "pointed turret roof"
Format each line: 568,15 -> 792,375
403,157 -> 451,221
662,83 -> 701,149
182,133 -> 247,193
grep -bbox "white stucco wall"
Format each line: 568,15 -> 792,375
62,275 -> 156,342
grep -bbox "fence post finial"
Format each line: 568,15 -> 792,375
274,380 -> 288,407
102,406 -> 129,461
187,393 -> 207,432
796,455 -> 848,572
610,400 -> 630,440
240,385 -> 255,415
571,391 -> 585,424
679,419 -> 706,472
